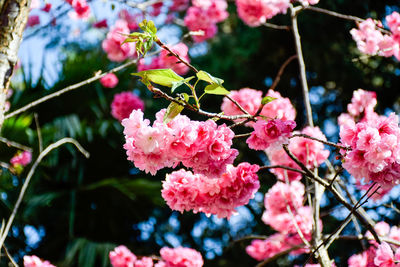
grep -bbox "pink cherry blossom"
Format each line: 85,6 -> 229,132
24,255 -> 56,267
161,163 -> 260,218
170,0 -> 190,12
348,251 -> 368,267
235,0 -> 290,27
246,234 -> 289,261
100,73 -> 119,88
111,92 -> 145,121
42,3 -> 52,12
221,88 -> 263,122
135,257 -> 154,267
93,19 -> 108,28
10,151 -> 32,167
347,89 -> 377,118
109,245 -> 137,267
160,43 -> 190,75
66,0 -> 90,20
184,6 -> 218,42
102,20 -> 135,62
27,15 -> 40,27
267,126 -> 330,182
340,109 -> 400,188
119,10 -> 140,31
263,181 -> 304,215
260,89 -> 296,121
374,242 -> 396,267
247,119 -> 296,151
159,247 -> 203,267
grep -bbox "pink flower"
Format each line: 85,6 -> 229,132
347,89 -> 377,118
10,151 -> 32,167
159,43 -> 190,75
267,126 -> 329,182
102,20 -> 135,62
263,181 -> 304,215
93,19 -> 108,28
119,9 -> 140,31
340,110 -> 400,188
247,119 -> 296,151
350,19 -> 384,55
67,0 -> 90,20
170,0 -> 190,12
109,245 -> 137,267
137,57 -> 164,72
135,257 -> 154,267
246,234 -> 289,261
184,6 -> 218,42
374,242 -> 400,267
348,251 -> 368,267
41,3 -> 52,12
24,255 -> 56,267
30,0 -> 40,9
260,89 -> 296,121
221,88 -> 263,123
387,12 -> 400,41
27,15 -> 40,27
161,163 -> 259,218
159,247 -> 203,267
111,92 -> 145,121
235,0 -> 290,27
100,73 -> 119,88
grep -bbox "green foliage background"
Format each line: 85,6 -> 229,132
1,1 -> 400,266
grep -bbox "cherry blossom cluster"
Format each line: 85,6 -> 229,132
101,73 -> 119,88
266,126 -> 330,182
111,92 -> 145,121
235,0 -> 319,27
350,12 -> 400,60
102,19 -> 136,62
66,0 -> 90,20
348,222 -> 400,267
246,181 -> 317,261
122,109 -> 238,177
220,88 -> 296,124
109,245 -> 203,267
10,151 -> 32,167
23,255 -> 55,267
161,163 -> 260,218
246,118 -> 296,151
138,43 -> 191,75
184,0 -> 228,42
340,111 -> 400,189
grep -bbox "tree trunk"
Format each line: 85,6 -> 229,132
0,0 -> 30,131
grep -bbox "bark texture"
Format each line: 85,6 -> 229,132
0,0 -> 30,131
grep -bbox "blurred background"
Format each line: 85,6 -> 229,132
1,0 -> 400,266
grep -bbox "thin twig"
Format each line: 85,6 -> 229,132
291,133 -> 350,151
270,55 -> 297,91
0,138 -> 89,250
3,245 -> 18,267
0,137 -> 32,152
281,144 -> 381,244
291,5 -> 314,128
226,95 -> 250,115
304,6 -> 391,34
258,164 -> 307,176
233,133 -> 251,139
5,50 -> 160,120
338,235 -> 400,247
34,113 -> 43,153
304,183 -> 379,266
262,22 -> 291,31
255,245 -> 305,267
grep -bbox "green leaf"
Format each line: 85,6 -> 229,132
261,96 -> 277,105
164,101 -> 184,124
196,71 -> 224,85
171,76 -> 195,93
204,84 -> 230,95
132,69 -> 184,87
139,19 -> 157,35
